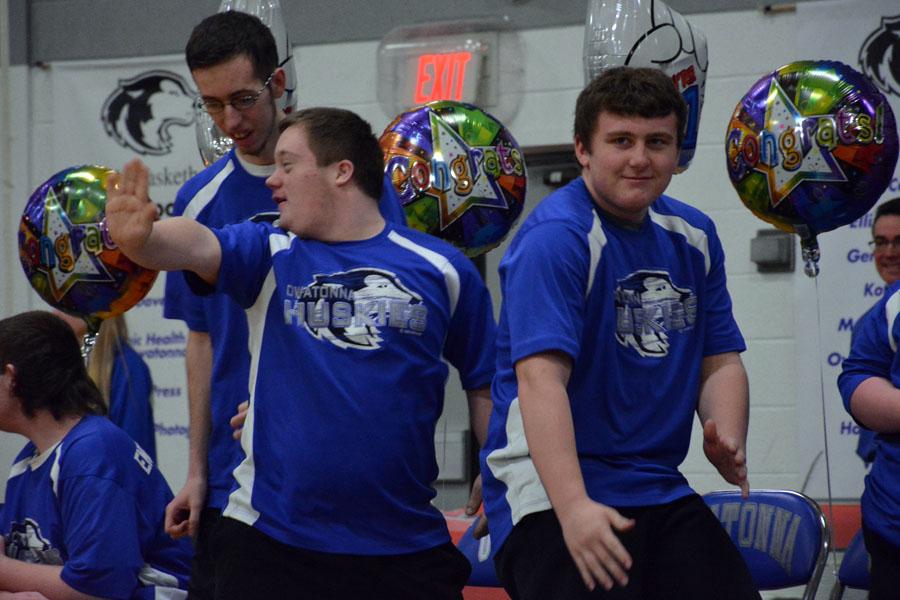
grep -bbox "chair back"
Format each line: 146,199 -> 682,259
829,528 -> 870,598
704,489 -> 829,600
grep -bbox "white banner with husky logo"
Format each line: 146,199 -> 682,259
35,54 -> 206,491
794,0 -> 900,501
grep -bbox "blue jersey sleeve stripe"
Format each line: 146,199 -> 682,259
50,446 -> 62,497
586,214 -> 606,298
650,210 -> 711,274
8,457 -> 30,479
387,231 -> 460,315
267,230 -> 293,256
182,159 -> 234,220
886,289 -> 900,353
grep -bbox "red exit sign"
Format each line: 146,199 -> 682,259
414,51 -> 473,104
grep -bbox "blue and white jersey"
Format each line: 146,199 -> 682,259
0,415 -> 191,599
164,149 -> 278,510
838,282 -> 900,547
480,177 -> 745,552
164,151 -> 407,510
201,219 -> 494,554
109,341 -> 156,462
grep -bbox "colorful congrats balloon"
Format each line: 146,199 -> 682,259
380,101 -> 528,257
19,165 -> 158,332
726,60 -> 899,276
583,0 -> 708,172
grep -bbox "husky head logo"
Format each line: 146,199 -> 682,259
304,268 -> 423,350
101,70 -> 196,155
614,270 -> 697,358
6,518 -> 63,565
859,14 -> 900,97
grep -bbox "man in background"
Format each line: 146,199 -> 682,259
838,197 -> 900,599
162,13 -> 288,599
855,197 -> 900,465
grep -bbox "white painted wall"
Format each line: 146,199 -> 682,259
0,7 -> 814,505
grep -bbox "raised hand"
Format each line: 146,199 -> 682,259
105,159 -> 159,259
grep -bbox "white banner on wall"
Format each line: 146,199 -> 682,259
795,0 -> 900,501
42,55 -> 206,491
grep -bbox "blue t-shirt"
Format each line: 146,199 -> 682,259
838,282 -> 900,547
480,177 -> 745,551
108,341 -> 156,462
164,151 -> 407,510
195,219 -> 495,554
0,415 -> 191,599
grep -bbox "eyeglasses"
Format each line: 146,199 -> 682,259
196,72 -> 274,115
869,236 -> 900,252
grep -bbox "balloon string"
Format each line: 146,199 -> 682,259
812,273 -> 839,575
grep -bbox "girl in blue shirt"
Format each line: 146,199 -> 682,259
0,311 -> 190,599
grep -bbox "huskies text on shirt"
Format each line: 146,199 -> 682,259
192,219 -> 495,554
480,177 -> 745,552
164,151 -> 407,511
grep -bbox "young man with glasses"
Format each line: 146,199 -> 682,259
840,196 -> 900,599
869,198 -> 900,287
850,198 -> 900,467
162,12 -> 288,600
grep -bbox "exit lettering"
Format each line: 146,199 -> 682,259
414,52 -> 472,104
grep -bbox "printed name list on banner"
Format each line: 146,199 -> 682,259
795,0 -> 900,501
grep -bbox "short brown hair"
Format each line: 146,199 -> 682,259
185,11 -> 278,83
279,108 -> 384,200
574,67 -> 687,148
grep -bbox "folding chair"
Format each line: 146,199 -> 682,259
829,528 -> 870,599
704,490 -> 829,600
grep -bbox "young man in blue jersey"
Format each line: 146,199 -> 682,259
162,14 -> 288,600
479,67 -> 760,599
0,311 -> 191,599
839,199 -> 900,600
163,13 -> 408,599
107,107 -> 495,600
851,197 -> 900,468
